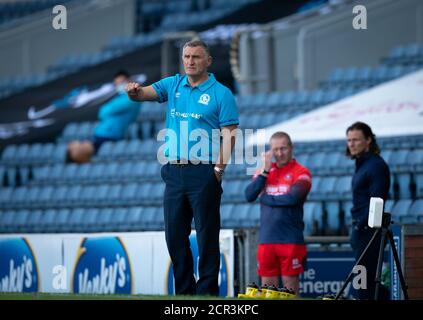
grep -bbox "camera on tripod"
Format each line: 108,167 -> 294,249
335,197 -> 409,300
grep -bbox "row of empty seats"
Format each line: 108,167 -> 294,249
2,170 -> 423,212
2,146 -> 422,177
0,202 -> 260,234
383,43 -> 423,66
4,161 -> 421,200
322,65 -> 421,89
1,198 -> 422,235
0,182 -> 165,209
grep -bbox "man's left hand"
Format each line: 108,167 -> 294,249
214,171 -> 222,182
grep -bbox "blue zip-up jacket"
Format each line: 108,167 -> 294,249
351,152 -> 390,229
94,93 -> 140,140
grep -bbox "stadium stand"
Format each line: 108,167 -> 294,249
0,1 -> 422,239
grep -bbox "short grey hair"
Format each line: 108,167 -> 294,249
182,40 -> 210,56
270,131 -> 292,146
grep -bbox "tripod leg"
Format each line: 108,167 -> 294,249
374,228 -> 388,300
387,230 -> 409,300
335,228 -> 380,300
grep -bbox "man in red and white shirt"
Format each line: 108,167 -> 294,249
245,131 -> 312,295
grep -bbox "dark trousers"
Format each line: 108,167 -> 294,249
350,226 -> 390,300
161,163 -> 223,295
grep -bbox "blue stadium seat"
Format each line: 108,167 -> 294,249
62,163 -> 79,183
1,144 -> 18,165
68,185 -> 84,206
221,204 -> 235,229
18,167 -> 30,185
89,163 -> 107,183
415,173 -> 423,198
306,201 -> 324,235
6,167 -> 17,187
384,199 -> 395,213
398,198 -> 421,224
96,208 -> 115,231
389,149 -> 410,172
333,176 -> 352,200
51,185 -> 69,207
234,204 -> 251,228
111,207 -> 128,231
266,92 -> 282,109
102,162 -> 120,182
83,208 -> 101,232
141,207 -> 157,230
125,207 -> 143,231
151,182 -> 165,203
93,184 -> 110,206
321,152 -> 343,175
27,209 -> 44,233
224,179 -> 248,203
77,163 -> 91,182
325,201 -> 341,234
409,200 -> 423,221
49,164 -> 65,183
61,122 -> 79,142
96,141 -> 114,160
308,176 -> 322,201
10,186 -> 29,209
32,165 -> 50,184
316,176 -> 337,200
408,149 -> 423,172
140,121 -> 153,140
39,209 -> 57,233
52,144 -> 67,163
0,166 -> 5,186
15,144 -> 30,165
395,173 -> 413,199
107,184 -> 123,206
136,182 -> 153,204
303,202 -> 316,236
15,209 -> 30,232
37,186 -> 54,208
67,208 -> 85,232
126,140 -> 143,158
295,153 -> 309,168
391,200 -> 413,223
53,208 -> 71,232
120,183 -> 140,206
27,186 -> 42,209
247,204 -> 260,228
342,201 -> 353,230
0,210 -> 15,233
307,152 -> 326,175
0,187 -> 13,208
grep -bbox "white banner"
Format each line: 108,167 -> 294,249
248,69 -> 423,146
0,230 -> 234,296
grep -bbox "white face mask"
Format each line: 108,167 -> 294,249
116,83 -> 127,94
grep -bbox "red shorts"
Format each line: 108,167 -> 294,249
257,244 -> 307,277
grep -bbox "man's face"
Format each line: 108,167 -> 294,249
113,75 -> 129,87
270,137 -> 293,167
347,129 -> 371,158
182,45 -> 211,78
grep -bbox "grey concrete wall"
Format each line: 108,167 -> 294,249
298,0 -> 423,90
0,0 -> 135,77
238,0 -> 423,94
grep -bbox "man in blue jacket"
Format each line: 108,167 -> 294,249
346,121 -> 390,300
67,70 -> 141,163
